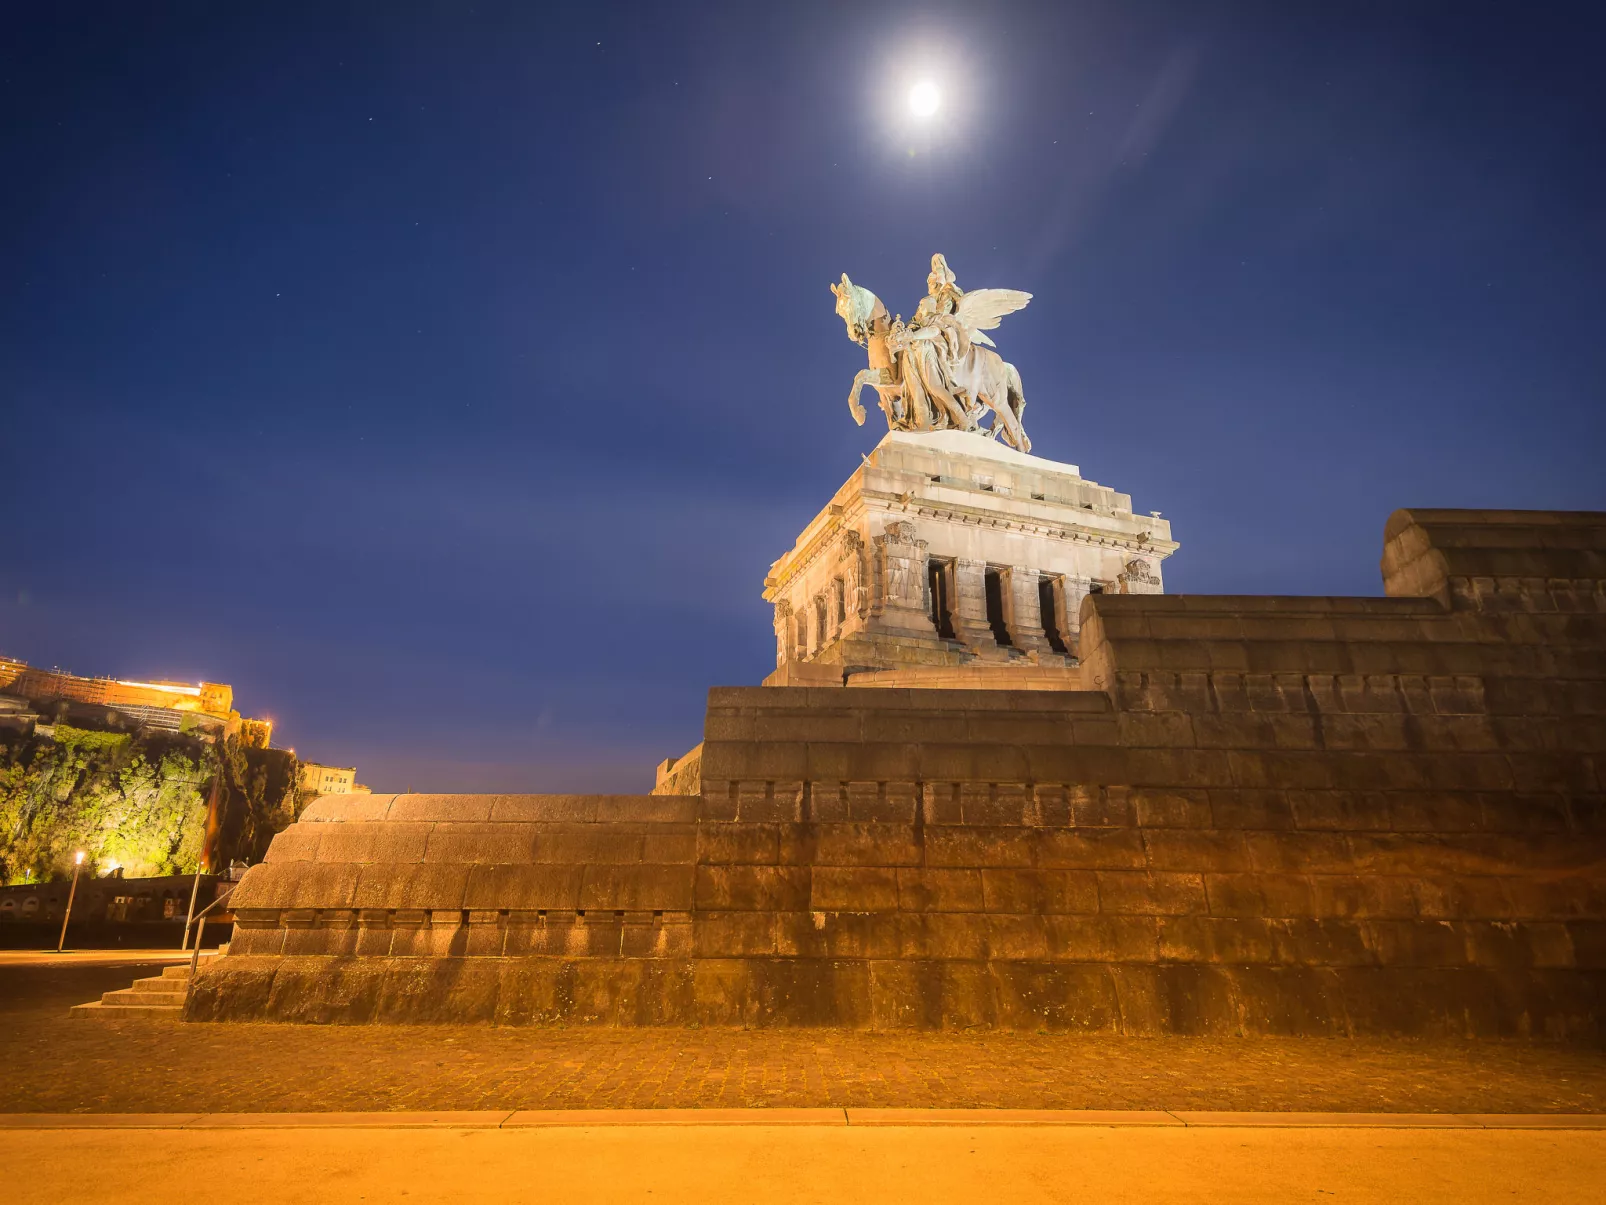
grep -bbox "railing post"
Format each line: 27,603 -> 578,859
56,854 -> 84,953
181,868 -> 204,951
186,886 -> 234,980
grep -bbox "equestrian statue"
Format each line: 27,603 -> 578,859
831,253 -> 1033,452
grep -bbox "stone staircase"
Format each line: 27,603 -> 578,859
70,956 -> 216,1019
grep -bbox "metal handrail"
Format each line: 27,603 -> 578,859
180,870 -> 205,951
187,886 -> 236,978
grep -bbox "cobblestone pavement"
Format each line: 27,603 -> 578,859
6,965 -> 1605,1115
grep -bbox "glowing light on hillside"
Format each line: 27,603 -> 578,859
116,681 -> 202,696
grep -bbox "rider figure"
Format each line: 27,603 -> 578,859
917,253 -> 964,318
909,253 -> 970,361
900,253 -> 975,428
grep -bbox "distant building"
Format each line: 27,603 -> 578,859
0,655 -> 271,746
297,762 -> 367,796
0,872 -> 229,925
0,695 -> 39,735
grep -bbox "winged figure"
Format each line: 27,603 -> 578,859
831,254 -> 1033,451
951,288 -> 1032,349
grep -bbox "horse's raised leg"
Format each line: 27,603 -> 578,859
847,370 -> 875,426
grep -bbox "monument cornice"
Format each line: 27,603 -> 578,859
763,493 -> 870,601
862,487 -> 1178,560
764,470 -> 1176,604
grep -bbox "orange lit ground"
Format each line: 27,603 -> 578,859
5,963 -> 1605,1115
6,1123 -> 1606,1205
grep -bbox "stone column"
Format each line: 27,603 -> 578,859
951,558 -> 1004,656
1007,566 -> 1053,655
1063,577 -> 1091,645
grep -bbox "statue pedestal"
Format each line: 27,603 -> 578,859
762,430 -> 1177,688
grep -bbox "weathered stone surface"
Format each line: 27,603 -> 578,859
187,954 -> 1606,1037
190,509 -> 1606,1035
759,430 -> 1174,688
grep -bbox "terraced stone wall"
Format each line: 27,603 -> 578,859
188,509 -> 1606,1033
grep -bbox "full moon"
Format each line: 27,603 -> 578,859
908,80 -> 940,118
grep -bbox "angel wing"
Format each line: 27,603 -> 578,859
953,288 -> 1032,348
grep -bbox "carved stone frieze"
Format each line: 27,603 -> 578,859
839,530 -> 869,621
883,519 -> 920,546
872,521 -> 929,621
1118,556 -> 1162,595
772,599 -> 794,667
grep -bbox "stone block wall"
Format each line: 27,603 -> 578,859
673,679 -> 1603,1035
188,509 -> 1606,1034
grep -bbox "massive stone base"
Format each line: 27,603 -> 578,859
191,509 -> 1606,1035
188,954 -> 1603,1036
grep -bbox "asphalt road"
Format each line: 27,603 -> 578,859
5,1124 -> 1603,1204
0,949 -> 196,966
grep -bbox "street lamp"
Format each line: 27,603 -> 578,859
56,851 -> 85,953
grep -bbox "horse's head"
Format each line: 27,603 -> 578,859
831,273 -> 882,346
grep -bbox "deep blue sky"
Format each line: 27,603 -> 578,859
3,2 -> 1603,791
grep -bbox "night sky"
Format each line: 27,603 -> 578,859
4,3 -> 1603,792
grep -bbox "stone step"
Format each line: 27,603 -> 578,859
71,954 -> 218,1019
70,1001 -> 181,1020
107,979 -> 187,996
130,974 -> 186,989
160,953 -> 219,979
101,987 -> 187,1007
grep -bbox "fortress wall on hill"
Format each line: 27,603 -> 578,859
187,509 -> 1606,1033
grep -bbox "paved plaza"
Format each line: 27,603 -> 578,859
6,1122 -> 1605,1204
6,962 -> 1605,1115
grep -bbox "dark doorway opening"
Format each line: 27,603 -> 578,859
1039,576 -> 1068,654
927,559 -> 956,639
984,567 -> 1013,647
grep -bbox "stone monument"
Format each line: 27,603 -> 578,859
188,507 -> 1606,1034
172,256 -> 1606,1037
768,256 -> 1176,688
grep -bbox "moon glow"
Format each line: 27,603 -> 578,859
908,81 -> 940,118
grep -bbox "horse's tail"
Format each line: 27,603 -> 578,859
1005,363 -> 1029,452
